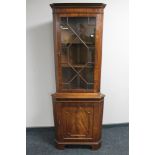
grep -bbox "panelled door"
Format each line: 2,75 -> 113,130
61,103 -> 94,140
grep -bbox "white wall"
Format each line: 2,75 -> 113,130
26,0 -> 129,127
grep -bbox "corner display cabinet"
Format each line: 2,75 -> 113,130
50,3 -> 106,150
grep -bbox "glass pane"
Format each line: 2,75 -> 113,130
69,43 -> 87,65
61,44 -> 68,64
80,65 -> 94,83
70,76 -> 87,89
88,46 -> 95,63
62,67 -> 76,83
67,17 -> 96,45
60,17 -> 96,90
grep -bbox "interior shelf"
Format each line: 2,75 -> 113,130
61,43 -> 95,45
61,64 -> 94,68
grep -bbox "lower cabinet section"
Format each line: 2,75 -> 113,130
52,93 -> 104,150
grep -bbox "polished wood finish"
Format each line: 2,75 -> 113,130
50,3 -> 106,150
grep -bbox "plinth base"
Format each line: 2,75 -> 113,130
55,140 -> 101,150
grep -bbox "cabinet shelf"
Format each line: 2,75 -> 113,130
61,63 -> 94,68
62,43 -> 95,45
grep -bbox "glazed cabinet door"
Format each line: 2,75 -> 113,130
61,103 -> 94,140
57,16 -> 98,92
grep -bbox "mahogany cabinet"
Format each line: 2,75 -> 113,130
50,3 -> 106,150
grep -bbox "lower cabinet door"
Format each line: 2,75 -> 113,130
61,103 -> 94,140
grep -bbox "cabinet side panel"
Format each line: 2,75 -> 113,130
93,101 -> 104,141
52,99 -> 64,141
53,14 -> 62,91
94,13 -> 104,92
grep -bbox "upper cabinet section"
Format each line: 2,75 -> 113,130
50,3 -> 106,93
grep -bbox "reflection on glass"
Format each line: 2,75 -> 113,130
60,17 -> 96,90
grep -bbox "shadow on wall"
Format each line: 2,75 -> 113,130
26,22 -> 55,126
